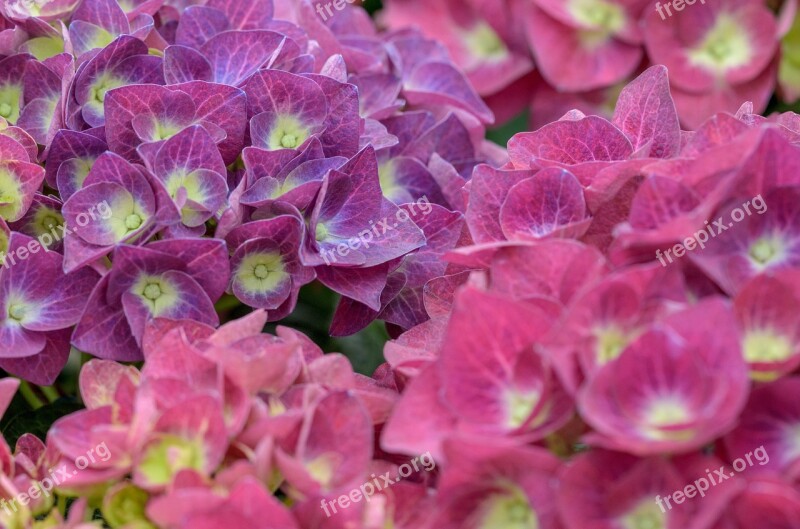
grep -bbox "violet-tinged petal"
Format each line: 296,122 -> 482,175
46,129 -> 107,190
170,81 -> 247,165
304,73 -> 361,158
0,160 -> 46,222
163,45 -> 212,85
206,0 -> 274,30
245,70 -> 328,151
72,0 -> 129,36
315,264 -> 389,311
0,328 -> 71,385
404,61 -> 494,124
200,30 -> 285,86
121,269 -> 218,346
175,5 -> 230,48
68,20 -> 116,58
0,54 -> 30,126
146,238 -> 230,301
72,275 -> 142,361
104,84 -> 196,161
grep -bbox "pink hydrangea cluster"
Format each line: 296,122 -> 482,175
381,0 -> 800,129
0,0 -> 799,528
380,65 -> 800,528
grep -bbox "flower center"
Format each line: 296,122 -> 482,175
315,222 -> 329,242
749,236 -> 784,268
621,501 -> 666,529
595,326 -> 630,364
479,490 -> 538,529
125,214 -> 143,231
8,303 -> 25,322
143,283 -> 162,301
464,22 -> 507,60
743,330 -> 793,364
253,263 -> 270,279
280,134 -> 298,149
505,390 -> 541,430
0,103 -> 11,118
687,14 -> 753,73
570,0 -> 625,35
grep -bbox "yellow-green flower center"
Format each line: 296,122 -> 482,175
569,0 -> 626,46
479,488 -> 538,529
125,214 -> 143,231
315,222 -> 329,242
595,326 -> 630,364
280,134 -> 298,149
143,283 -> 163,301
41,215 -> 61,230
621,501 -> 666,529
743,330 -> 793,364
687,14 -> 753,73
268,115 -> 310,151
0,103 -> 11,118
8,304 -> 25,322
463,22 -> 508,60
505,390 -> 541,429
236,253 -> 288,295
749,236 -> 783,266
253,263 -> 271,280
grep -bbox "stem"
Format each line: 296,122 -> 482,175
19,381 -> 44,409
40,385 -> 59,403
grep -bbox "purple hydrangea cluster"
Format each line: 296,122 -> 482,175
0,0 -> 497,377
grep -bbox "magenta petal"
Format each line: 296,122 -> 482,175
72,276 -> 142,361
404,61 -> 493,124
526,4 -> 642,92
509,115 -> 633,168
0,323 -> 45,358
200,30 -> 286,86
0,328 -> 70,385
72,0 -> 129,37
175,6 -> 230,48
163,45 -> 213,85
612,65 -> 681,158
146,238 -> 230,301
170,81 -> 247,165
206,0 -> 273,30
499,168 -> 588,240
315,264 -> 389,311
121,270 -> 218,346
105,84 -> 197,161
26,266 -> 98,332
0,160 -> 46,222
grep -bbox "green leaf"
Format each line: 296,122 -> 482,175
1,397 -> 83,446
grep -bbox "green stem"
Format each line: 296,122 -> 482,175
19,381 -> 44,409
40,385 -> 59,403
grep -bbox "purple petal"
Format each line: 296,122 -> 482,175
200,30 -> 286,86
